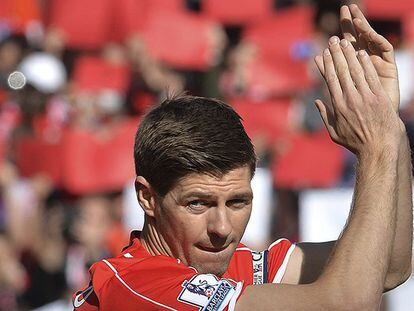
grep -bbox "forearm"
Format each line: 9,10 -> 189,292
385,132 -> 413,289
317,149 -> 399,307
238,149 -> 400,311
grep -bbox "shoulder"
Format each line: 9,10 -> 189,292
92,252 -> 194,291
266,238 -> 296,283
73,251 -> 194,309
226,240 -> 295,285
89,255 -> 244,310
268,238 -> 295,260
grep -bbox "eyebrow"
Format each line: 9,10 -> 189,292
181,191 -> 253,201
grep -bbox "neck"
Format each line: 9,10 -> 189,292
140,216 -> 172,258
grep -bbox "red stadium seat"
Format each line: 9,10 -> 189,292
72,56 -> 130,93
242,6 -> 315,94
146,0 -> 184,12
61,118 -> 138,195
48,0 -> 186,46
109,0 -> 149,42
47,0 -> 113,50
243,6 -> 314,61
0,139 -> 5,166
403,13 -> 414,43
110,0 -> 186,42
0,0 -> 41,34
230,98 -> 293,145
202,0 -> 272,25
15,119 -> 139,194
363,0 -> 414,19
15,137 -> 63,185
245,57 -> 313,97
139,11 -> 217,70
272,132 -> 344,189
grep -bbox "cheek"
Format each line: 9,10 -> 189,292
160,209 -> 205,245
233,207 -> 252,233
170,217 -> 208,262
179,216 -> 206,242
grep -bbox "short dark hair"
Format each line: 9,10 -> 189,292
134,95 -> 256,196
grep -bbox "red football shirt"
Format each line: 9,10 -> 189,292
73,231 -> 295,310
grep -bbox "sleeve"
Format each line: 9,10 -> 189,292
75,259 -> 245,311
72,260 -> 116,310
266,238 -> 296,284
72,284 -> 99,310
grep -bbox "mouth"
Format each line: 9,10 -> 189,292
197,244 -> 230,253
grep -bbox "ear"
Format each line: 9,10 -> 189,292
135,176 -> 157,217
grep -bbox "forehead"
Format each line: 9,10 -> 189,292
171,166 -> 252,198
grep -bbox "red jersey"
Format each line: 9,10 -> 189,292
73,231 -> 295,311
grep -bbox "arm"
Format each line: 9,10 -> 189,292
281,5 -> 412,291
343,5 -> 412,288
238,152 -> 399,310
237,37 -> 403,310
386,133 -> 413,288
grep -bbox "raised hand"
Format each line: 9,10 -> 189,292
340,4 -> 400,112
314,36 -> 403,156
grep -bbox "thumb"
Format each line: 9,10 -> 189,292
315,99 -> 339,142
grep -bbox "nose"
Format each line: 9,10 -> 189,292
207,205 -> 232,240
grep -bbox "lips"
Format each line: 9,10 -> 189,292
197,245 -> 229,253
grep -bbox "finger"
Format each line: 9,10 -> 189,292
349,4 -> 394,62
348,4 -> 371,27
314,54 -> 325,75
328,36 -> 357,95
322,48 -> 344,113
315,54 -> 335,115
340,5 -> 358,47
315,99 -> 339,142
339,39 -> 371,95
353,18 -> 394,62
357,50 -> 383,94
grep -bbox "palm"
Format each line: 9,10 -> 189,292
341,5 -> 400,112
370,53 -> 399,111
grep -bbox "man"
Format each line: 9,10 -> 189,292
73,5 -> 412,310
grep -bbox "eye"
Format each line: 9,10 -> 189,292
187,200 -> 209,213
227,199 -> 250,208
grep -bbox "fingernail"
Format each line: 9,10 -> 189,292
340,39 -> 348,48
329,36 -> 339,46
324,48 -> 330,56
358,50 -> 367,57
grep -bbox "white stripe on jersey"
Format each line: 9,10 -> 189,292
272,244 -> 296,283
102,259 -> 178,311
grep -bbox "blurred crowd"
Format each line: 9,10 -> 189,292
0,0 -> 413,309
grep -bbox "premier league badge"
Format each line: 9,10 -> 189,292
177,274 -> 237,311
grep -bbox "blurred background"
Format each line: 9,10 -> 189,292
0,0 -> 413,310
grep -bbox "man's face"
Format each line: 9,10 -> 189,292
154,166 -> 253,276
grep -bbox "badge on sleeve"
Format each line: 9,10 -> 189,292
252,250 -> 268,284
177,274 -> 237,311
73,286 -> 94,308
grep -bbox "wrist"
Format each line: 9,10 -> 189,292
358,122 -> 404,162
357,144 -> 399,164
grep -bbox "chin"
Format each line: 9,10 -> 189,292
191,258 -> 230,276
195,264 -> 227,277
188,245 -> 236,276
